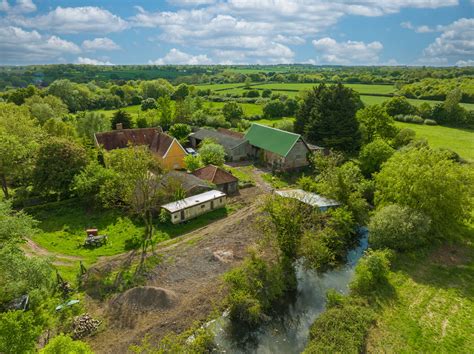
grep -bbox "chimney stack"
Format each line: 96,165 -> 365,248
116,123 -> 123,130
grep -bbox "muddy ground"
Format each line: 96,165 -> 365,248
88,186 -> 267,353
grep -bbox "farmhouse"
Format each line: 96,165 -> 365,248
94,125 -> 187,170
161,190 -> 227,224
245,124 -> 311,170
275,189 -> 340,211
189,128 -> 250,161
193,165 -> 239,194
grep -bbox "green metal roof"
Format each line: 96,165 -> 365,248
245,123 -> 302,157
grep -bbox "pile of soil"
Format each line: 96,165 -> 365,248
111,286 -> 178,313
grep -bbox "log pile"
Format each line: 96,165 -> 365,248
72,313 -> 101,339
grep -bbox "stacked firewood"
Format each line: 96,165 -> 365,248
72,313 -> 101,339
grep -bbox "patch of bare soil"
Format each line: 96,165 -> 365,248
23,238 -> 83,266
429,243 -> 470,266
88,191 -> 265,353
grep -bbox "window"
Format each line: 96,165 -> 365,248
173,214 -> 178,219
201,205 -> 205,209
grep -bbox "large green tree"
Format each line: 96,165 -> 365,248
375,146 -> 474,235
295,84 -> 362,152
356,104 -> 397,143
33,138 -> 88,197
76,111 -> 111,142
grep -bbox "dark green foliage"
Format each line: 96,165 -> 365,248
33,138 -> 88,197
359,139 -> 395,177
111,109 -> 133,129
382,96 -> 416,117
392,128 -> 416,148
350,249 -> 391,296
222,101 -> 244,123
284,98 -> 299,116
0,200 -> 38,247
263,100 -> 286,119
295,84 -> 362,152
304,302 -> 375,354
261,89 -> 272,98
224,252 -> 287,325
0,310 -> 42,354
369,204 -> 431,251
172,83 -> 190,101
73,161 -> 116,204
244,90 -> 260,98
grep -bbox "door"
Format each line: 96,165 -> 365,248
211,201 -> 214,210
180,210 -> 185,221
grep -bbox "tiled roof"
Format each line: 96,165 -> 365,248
95,128 -> 161,151
150,133 -> 174,158
193,165 -> 238,185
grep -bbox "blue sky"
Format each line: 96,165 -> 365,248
0,0 -> 472,66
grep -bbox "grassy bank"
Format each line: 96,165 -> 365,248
366,224 -> 474,352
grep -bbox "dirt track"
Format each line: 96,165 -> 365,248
88,186 -> 267,353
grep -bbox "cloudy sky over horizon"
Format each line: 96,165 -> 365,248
0,0 -> 473,66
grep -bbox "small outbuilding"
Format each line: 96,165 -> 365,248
189,128 -> 250,161
193,165 -> 239,194
275,189 -> 340,212
161,170 -> 213,196
161,190 -> 227,224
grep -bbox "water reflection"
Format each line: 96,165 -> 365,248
211,229 -> 369,354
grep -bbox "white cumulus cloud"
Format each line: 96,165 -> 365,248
13,6 -> 128,34
0,25 -> 80,64
312,37 -> 383,65
0,0 -> 36,14
82,37 -> 120,51
77,57 -> 113,65
149,48 -> 213,65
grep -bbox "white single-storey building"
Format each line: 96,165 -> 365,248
275,189 -> 340,211
161,190 -> 227,224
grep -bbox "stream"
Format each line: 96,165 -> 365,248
210,228 -> 369,354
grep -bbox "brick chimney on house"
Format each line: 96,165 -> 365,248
116,123 -> 123,130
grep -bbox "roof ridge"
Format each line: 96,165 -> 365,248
210,164 -> 218,182
251,123 -> 301,138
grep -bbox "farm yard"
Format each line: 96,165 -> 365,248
1,62 -> 473,354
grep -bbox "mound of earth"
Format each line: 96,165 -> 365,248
111,286 -> 178,313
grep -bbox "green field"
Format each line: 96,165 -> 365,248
203,101 -> 263,116
367,224 -> 474,352
252,83 -> 395,95
395,122 -> 474,161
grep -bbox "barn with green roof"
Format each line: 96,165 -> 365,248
245,123 -> 311,170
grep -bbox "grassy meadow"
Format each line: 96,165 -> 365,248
367,224 -> 474,352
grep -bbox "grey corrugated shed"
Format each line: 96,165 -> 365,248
275,189 -> 340,210
190,129 -> 247,150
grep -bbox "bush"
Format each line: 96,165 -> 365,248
424,118 -> 438,125
224,252 -> 286,326
303,303 -> 375,354
394,114 -> 424,124
141,98 -> 157,111
199,143 -> 226,166
184,154 -> 203,172
350,249 -> 391,296
0,310 -> 41,354
273,120 -> 294,132
392,128 -> 416,148
359,139 -> 394,177
41,334 -> 93,354
369,204 -> 431,251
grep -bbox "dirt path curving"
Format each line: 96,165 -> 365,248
23,239 -> 84,266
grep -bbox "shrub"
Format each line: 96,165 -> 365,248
184,154 -> 203,172
41,334 -> 93,354
0,310 -> 41,354
224,252 -> 286,326
199,143 -> 226,166
168,123 -> 191,142
392,127 -> 416,148
369,204 -> 431,251
350,249 -> 391,295
359,139 -> 394,177
263,100 -> 286,119
273,120 -> 294,132
141,98 -> 157,111
303,303 -> 375,354
424,118 -> 438,125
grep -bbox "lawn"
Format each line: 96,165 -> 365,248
395,122 -> 474,162
366,224 -> 474,352
203,101 -> 263,116
252,83 -> 395,95
26,199 -> 238,280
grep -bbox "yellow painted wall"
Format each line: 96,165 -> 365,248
157,140 -> 187,170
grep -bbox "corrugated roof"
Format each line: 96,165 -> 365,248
217,128 -> 245,139
190,129 -> 246,150
193,165 -> 238,185
161,190 -> 226,213
275,189 -> 340,209
245,124 -> 301,157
